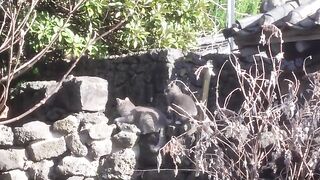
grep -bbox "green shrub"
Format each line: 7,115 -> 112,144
236,0 -> 261,17
209,0 -> 261,30
27,0 -> 261,58
27,0 -> 109,59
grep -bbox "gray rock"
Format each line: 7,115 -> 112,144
84,178 -> 97,180
135,62 -> 150,73
0,149 -> 27,171
19,81 -> 57,95
78,130 -> 92,146
77,113 -> 110,137
65,133 -> 88,157
52,115 -> 80,135
45,107 -> 67,122
87,123 -> 115,140
76,112 -> 109,125
13,121 -> 52,145
112,131 -> 138,148
66,176 -> 84,180
0,125 -> 14,146
88,139 -> 112,160
128,75 -> 146,104
28,160 -> 54,180
114,71 -> 128,86
0,169 -> 29,180
112,123 -> 140,148
60,76 -> 109,112
12,81 -> 57,118
27,137 -> 67,161
99,148 -> 136,180
116,63 -> 129,71
116,123 -> 140,134
57,156 -> 97,177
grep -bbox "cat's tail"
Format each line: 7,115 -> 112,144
149,128 -> 166,153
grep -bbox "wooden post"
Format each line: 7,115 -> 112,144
201,60 -> 214,106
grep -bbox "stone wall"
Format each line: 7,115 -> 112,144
5,48 -> 315,179
71,49 -> 242,116
11,49 -> 241,121
2,49 -> 243,179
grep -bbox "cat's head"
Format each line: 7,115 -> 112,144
116,97 -> 135,116
165,82 -> 182,96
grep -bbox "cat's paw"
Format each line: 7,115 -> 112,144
113,118 -> 122,127
149,144 -> 160,153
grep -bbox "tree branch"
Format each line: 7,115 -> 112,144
0,19 -> 125,124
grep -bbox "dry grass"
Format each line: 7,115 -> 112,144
158,25 -> 320,180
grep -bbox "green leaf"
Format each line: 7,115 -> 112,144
115,12 -> 121,18
133,39 -> 138,49
87,8 -> 94,17
63,28 -> 74,38
65,36 -> 73,44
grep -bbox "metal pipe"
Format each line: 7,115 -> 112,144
227,0 -> 236,50
227,0 -> 236,28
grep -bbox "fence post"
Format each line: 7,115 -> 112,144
227,0 -> 236,50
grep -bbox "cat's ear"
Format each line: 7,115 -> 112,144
116,98 -> 122,104
125,97 -> 130,101
168,81 -> 174,87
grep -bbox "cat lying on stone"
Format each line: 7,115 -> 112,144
114,97 -> 170,152
165,82 -> 198,123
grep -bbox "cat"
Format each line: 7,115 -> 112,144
165,82 -> 198,123
114,97 -> 170,152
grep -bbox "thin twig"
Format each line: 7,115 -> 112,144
0,4 -> 125,124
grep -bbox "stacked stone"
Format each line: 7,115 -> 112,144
3,49 -> 248,179
0,76 -> 138,180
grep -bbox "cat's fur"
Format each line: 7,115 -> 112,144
165,82 -> 197,122
114,97 -> 170,152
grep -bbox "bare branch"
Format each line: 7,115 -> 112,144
0,0 -> 86,83
0,18 -> 125,125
